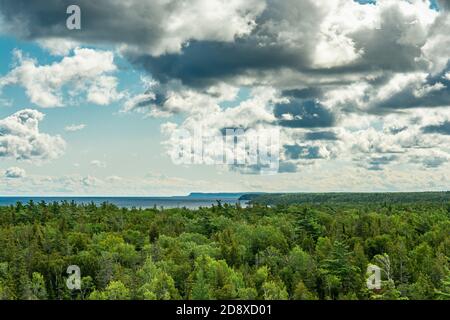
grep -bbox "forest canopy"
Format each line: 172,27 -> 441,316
0,198 -> 449,300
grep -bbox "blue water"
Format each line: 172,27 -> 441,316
0,196 -> 245,209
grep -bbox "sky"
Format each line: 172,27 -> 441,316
0,0 -> 450,196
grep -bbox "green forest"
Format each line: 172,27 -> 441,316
0,198 -> 449,300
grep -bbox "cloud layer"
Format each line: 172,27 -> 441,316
0,0 -> 450,184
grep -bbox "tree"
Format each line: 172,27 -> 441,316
262,280 -> 288,300
436,275 -> 450,300
30,272 -> 47,300
369,280 -> 404,300
374,253 -> 392,281
189,255 -> 246,300
281,246 -> 316,295
319,241 -> 360,299
136,258 -> 180,300
293,281 -> 317,300
407,274 -> 435,300
89,281 -> 131,300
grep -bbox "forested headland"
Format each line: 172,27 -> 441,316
0,197 -> 449,300
240,191 -> 450,205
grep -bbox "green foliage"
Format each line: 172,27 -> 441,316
0,199 -> 448,300
136,258 -> 180,300
189,255 -> 246,300
262,280 -> 289,300
293,281 -> 317,300
30,272 -> 48,300
436,274 -> 450,300
89,281 -> 130,300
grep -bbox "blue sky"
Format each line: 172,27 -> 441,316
0,0 -> 449,195
0,35 -> 255,195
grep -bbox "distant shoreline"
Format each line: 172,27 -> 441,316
0,195 -> 247,209
1,192 -> 449,209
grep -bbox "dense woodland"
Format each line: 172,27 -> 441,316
0,199 -> 449,300
242,191 -> 450,205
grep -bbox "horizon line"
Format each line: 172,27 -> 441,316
0,190 -> 449,198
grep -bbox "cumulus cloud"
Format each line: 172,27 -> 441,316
0,48 -> 122,107
0,0 -> 265,56
64,124 -> 86,132
122,78 -> 238,117
0,109 -> 66,161
4,166 -> 26,178
0,0 -> 436,87
37,38 -> 79,56
124,0 -> 440,89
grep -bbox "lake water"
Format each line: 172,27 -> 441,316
0,196 -> 245,209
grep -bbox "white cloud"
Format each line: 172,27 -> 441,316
65,124 -> 86,132
106,175 -> 122,183
86,75 -> 123,105
116,0 -> 267,56
82,175 -> 103,187
4,166 -> 26,178
123,78 -> 238,117
0,48 -> 122,108
37,38 -> 79,56
0,109 -> 66,161
90,160 -> 107,168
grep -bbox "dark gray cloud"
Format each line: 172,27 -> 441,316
349,8 -> 428,73
130,40 -> 310,88
132,1 -> 431,88
422,121 -> 450,135
282,88 -> 323,100
437,0 -> 450,10
278,162 -> 298,173
0,0 -> 261,55
0,0 -> 258,51
375,73 -> 450,111
284,144 -> 324,160
422,157 -> 448,168
366,155 -> 398,171
274,100 -> 336,128
410,154 -> 448,168
0,0 -> 432,91
0,0 -> 156,44
304,131 -> 338,141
